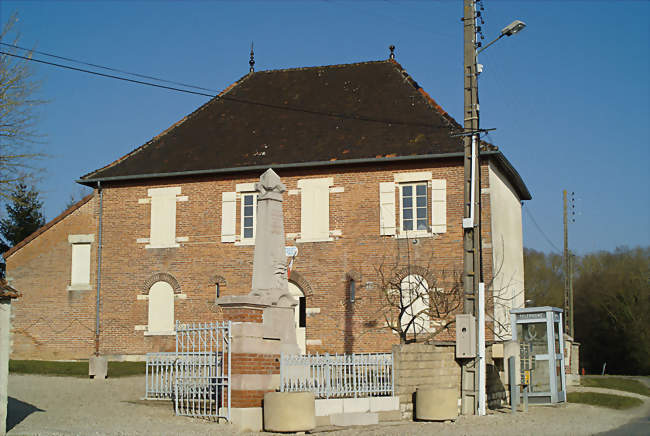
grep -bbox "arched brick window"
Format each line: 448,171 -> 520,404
400,274 -> 430,334
147,281 -> 175,334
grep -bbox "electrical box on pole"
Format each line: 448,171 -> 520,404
456,314 -> 477,358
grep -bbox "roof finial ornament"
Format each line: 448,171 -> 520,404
249,41 -> 255,73
389,44 -> 395,60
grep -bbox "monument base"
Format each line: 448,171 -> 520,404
227,407 -> 263,432
214,294 -> 300,431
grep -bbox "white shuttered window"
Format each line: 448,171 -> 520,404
146,187 -> 183,248
221,183 -> 258,244
431,179 -> 447,233
380,174 -> 447,237
379,182 -> 397,235
297,178 -> 333,242
221,191 -> 237,242
68,234 -> 94,291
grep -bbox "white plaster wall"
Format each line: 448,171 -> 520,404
1,299 -> 11,435
488,162 -> 525,340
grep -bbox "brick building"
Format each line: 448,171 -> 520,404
4,58 -> 530,361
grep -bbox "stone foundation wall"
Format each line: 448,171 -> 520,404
392,343 -> 461,420
486,344 -> 508,409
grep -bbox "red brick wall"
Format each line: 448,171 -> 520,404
7,158 -> 499,359
6,197 -> 98,359
221,308 -> 263,323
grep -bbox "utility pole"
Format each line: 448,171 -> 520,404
461,0 -> 481,416
563,190 -> 571,337
569,253 -> 574,337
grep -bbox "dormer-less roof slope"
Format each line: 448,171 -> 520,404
80,59 -> 531,200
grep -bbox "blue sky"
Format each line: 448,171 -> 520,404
1,0 -> 648,255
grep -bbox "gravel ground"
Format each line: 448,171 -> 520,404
7,374 -> 649,435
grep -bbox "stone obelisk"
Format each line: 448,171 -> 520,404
213,169 -> 299,431
216,168 -> 299,348
250,169 -> 294,307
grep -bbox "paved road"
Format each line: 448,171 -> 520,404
592,376 -> 650,436
598,414 -> 650,436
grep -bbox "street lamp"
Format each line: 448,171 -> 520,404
461,0 -> 527,418
478,20 -> 527,54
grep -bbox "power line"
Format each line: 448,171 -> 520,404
0,50 -> 216,98
0,50 -> 458,130
0,42 -> 220,93
523,204 -> 562,254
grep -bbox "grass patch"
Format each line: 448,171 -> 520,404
568,392 -> 643,410
9,360 -> 145,378
581,377 -> 650,397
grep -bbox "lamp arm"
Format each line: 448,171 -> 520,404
477,33 -> 504,55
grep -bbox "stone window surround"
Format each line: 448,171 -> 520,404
395,172 -> 432,239
67,234 -> 94,291
137,187 -> 188,249
135,272 -> 186,336
392,172 -> 447,238
289,177 -> 344,243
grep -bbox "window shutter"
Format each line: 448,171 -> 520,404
150,195 -> 177,247
379,182 -> 396,236
221,191 -> 237,242
298,178 -> 332,242
71,243 -> 91,285
431,179 -> 447,233
146,187 -> 181,248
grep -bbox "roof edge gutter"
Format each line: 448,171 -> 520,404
482,150 -> 532,201
78,150 -> 531,201
77,152 -> 466,184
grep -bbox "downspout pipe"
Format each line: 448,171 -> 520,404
95,181 -> 103,355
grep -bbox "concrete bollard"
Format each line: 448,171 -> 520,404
263,391 -> 316,432
415,388 -> 459,421
89,355 -> 108,379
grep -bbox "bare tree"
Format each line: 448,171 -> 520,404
375,237 -> 463,344
0,12 -> 45,198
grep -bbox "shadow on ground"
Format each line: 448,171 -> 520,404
6,396 -> 45,431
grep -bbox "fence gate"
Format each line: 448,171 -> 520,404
174,321 -> 231,421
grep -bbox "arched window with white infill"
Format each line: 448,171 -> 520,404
147,281 -> 175,335
400,274 -> 430,335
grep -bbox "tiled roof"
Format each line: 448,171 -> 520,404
80,60 -> 466,181
79,58 -> 530,200
3,194 -> 94,260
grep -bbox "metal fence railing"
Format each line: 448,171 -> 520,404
175,321 -> 231,421
145,352 -> 177,399
280,353 -> 394,399
145,351 -> 222,400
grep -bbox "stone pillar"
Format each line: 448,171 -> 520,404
215,169 -> 299,431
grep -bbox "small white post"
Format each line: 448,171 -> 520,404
478,282 -> 486,416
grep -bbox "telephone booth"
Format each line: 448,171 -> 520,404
510,307 -> 567,404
